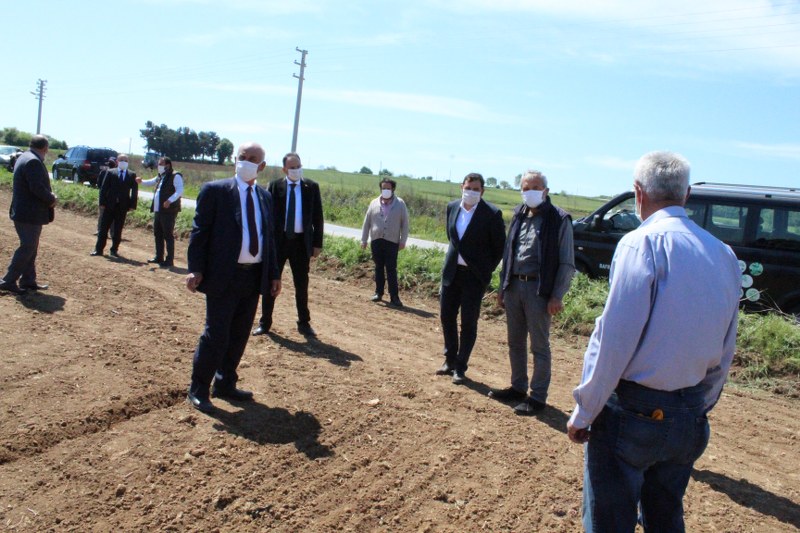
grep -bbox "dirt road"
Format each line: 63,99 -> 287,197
0,190 -> 798,532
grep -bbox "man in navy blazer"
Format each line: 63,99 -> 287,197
91,153 -> 138,257
253,152 -> 324,337
1,135 -> 57,295
185,141 -> 281,413
436,173 -> 506,384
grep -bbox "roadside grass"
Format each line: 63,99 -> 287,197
1,168 -> 797,389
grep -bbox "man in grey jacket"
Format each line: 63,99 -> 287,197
361,178 -> 409,307
1,135 -> 57,295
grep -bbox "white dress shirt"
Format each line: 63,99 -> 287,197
456,201 -> 478,266
140,173 -> 184,212
235,176 -> 263,264
285,177 -> 303,234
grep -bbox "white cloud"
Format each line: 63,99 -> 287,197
735,141 -> 800,160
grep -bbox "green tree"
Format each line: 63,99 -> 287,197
217,138 -> 234,164
379,168 -> 393,176
500,180 -> 512,190
358,166 -> 373,174
486,177 -> 498,188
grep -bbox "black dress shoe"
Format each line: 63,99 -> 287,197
90,250 -> 102,256
20,283 -> 49,291
147,258 -> 164,264
452,371 -> 466,385
160,261 -> 174,268
370,294 -> 382,302
252,324 -> 270,336
297,322 -> 316,337
389,298 -> 404,308
435,362 -> 453,375
211,386 -> 254,401
109,249 -> 119,257
488,387 -> 528,402
187,392 -> 214,413
514,397 -> 547,416
0,281 -> 27,295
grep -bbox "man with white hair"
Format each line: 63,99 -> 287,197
567,151 -> 741,531
490,170 -> 575,414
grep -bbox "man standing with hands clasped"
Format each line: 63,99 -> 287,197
91,154 -> 137,258
253,152 -> 323,338
1,135 -> 56,295
436,173 -> 505,385
490,170 -> 574,415
185,142 -> 281,413
567,151 -> 740,532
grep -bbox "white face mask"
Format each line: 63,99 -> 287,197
522,189 -> 544,208
117,161 -> 129,171
380,189 -> 393,200
236,160 -> 259,181
157,165 -> 166,175
462,189 -> 481,206
287,168 -> 303,182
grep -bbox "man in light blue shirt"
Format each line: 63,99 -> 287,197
567,151 -> 740,532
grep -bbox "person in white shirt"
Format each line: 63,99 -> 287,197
136,156 -> 183,268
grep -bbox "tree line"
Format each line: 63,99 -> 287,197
1,127 -> 68,150
139,121 -> 234,164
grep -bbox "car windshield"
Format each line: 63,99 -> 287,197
0,146 -> 17,155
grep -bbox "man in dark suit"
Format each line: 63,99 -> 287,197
185,142 -> 281,413
253,152 -> 323,337
91,153 -> 138,257
1,135 -> 57,295
436,173 -> 506,384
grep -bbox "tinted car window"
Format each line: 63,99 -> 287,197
603,197 -> 640,232
707,204 -> 748,244
755,207 -> 800,251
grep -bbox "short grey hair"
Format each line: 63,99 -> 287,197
634,151 -> 690,202
521,170 -> 547,189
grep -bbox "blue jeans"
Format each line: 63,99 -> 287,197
583,380 -> 710,533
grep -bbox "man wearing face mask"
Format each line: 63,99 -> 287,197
360,178 -> 409,307
436,173 -> 505,384
185,142 -> 281,413
90,154 -> 138,258
135,156 -> 183,268
490,170 -> 575,414
253,152 -> 323,337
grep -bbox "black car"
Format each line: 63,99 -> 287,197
52,146 -> 118,186
573,182 -> 800,317
142,151 -> 160,170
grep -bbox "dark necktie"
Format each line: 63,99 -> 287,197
286,183 -> 297,238
120,171 -> 125,182
246,186 -> 259,257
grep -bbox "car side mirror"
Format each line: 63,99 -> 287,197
57,154 -> 65,159
591,213 -> 605,230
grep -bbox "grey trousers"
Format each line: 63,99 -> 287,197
504,278 -> 552,403
3,221 -> 43,286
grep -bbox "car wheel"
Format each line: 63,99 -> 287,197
72,170 -> 79,184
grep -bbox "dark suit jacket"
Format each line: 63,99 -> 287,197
268,178 -> 324,257
442,199 -> 506,287
187,178 -> 280,298
98,168 -> 138,211
9,150 -> 56,225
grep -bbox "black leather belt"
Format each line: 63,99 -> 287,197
512,274 -> 538,281
236,262 -> 261,270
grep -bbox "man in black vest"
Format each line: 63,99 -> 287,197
1,135 -> 57,295
136,156 -> 183,267
91,154 -> 138,257
490,170 -> 575,414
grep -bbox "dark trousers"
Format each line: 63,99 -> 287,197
583,380 -> 710,532
95,204 -> 128,253
153,211 -> 177,263
440,267 -> 487,374
190,267 -> 262,399
3,221 -> 43,286
260,237 -> 310,328
371,238 -> 400,299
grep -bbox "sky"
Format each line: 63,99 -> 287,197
2,0 -> 799,196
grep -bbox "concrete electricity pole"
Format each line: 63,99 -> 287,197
31,79 -> 47,134
291,47 -> 308,153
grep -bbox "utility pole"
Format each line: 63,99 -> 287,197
291,47 -> 308,153
30,79 -> 47,134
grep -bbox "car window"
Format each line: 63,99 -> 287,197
755,206 -> 800,250
64,148 -> 74,158
0,147 -> 15,155
685,201 -> 707,226
707,204 -> 748,244
602,197 -> 640,232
